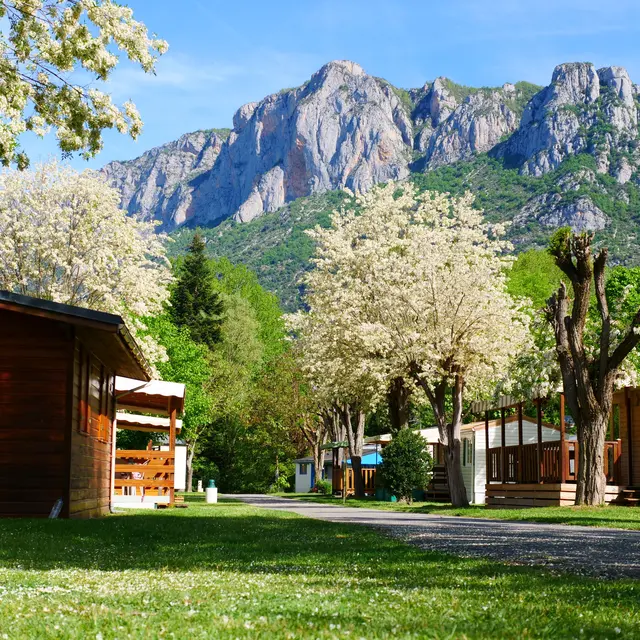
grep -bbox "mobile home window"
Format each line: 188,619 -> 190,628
299,463 -> 308,475
463,439 -> 472,466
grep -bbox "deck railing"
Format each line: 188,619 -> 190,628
487,440 -> 621,485
113,450 -> 175,497
333,467 -> 376,495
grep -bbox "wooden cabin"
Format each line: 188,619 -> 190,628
0,291 -> 151,518
112,377 -> 186,508
480,393 -> 640,507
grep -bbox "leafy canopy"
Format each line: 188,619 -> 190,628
0,160 -> 171,362
0,0 -> 167,167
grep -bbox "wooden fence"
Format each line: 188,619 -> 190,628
113,450 -> 175,498
487,440 -> 621,485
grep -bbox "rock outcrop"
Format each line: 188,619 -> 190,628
101,129 -> 228,228
494,63 -> 639,177
516,193 -> 608,232
423,86 -> 520,168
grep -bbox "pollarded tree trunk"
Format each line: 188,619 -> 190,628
387,376 -> 411,432
546,231 -> 640,505
576,409 -> 608,505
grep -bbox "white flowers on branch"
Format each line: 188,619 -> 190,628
296,183 -> 530,403
0,160 -> 172,362
0,1 -> 168,167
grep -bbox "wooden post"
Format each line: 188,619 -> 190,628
485,410 -> 490,484
536,398 -> 543,483
517,403 -> 523,482
559,393 -> 566,483
168,398 -> 177,506
626,388 -> 634,486
500,407 -> 506,483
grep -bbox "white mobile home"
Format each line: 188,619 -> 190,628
460,415 -> 563,504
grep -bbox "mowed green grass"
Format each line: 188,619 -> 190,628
286,493 -> 640,530
0,499 -> 637,639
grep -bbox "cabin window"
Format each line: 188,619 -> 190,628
610,404 -> 621,440
78,347 -> 91,435
299,463 -> 308,475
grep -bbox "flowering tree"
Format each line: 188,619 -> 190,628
0,1 -> 167,167
300,184 -> 530,506
0,160 -> 171,360
287,308 -> 385,497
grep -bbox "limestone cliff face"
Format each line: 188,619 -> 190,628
191,60 -> 413,224
101,129 -> 228,228
103,60 -> 640,235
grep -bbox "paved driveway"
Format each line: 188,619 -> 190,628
232,494 -> 640,579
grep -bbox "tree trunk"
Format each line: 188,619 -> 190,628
546,233 -> 640,506
186,442 -> 195,493
341,404 -> 366,498
445,375 -> 469,507
387,376 -> 411,432
576,410 -> 608,505
411,370 -> 469,507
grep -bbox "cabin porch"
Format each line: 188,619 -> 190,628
481,393 -> 631,508
112,377 -> 185,509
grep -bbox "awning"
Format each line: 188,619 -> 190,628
115,412 -> 182,433
347,452 -> 381,466
115,376 -> 186,415
469,395 -> 524,413
320,440 -> 348,450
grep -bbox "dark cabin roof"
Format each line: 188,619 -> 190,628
0,290 -> 151,380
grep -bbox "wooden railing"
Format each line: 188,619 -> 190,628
113,450 -> 175,497
487,440 -> 621,485
333,467 -> 376,495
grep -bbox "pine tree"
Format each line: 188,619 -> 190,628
170,233 -> 224,348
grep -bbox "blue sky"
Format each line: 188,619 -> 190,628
21,0 -> 640,169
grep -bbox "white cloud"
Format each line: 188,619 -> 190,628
106,54 -> 246,100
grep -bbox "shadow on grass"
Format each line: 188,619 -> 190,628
0,501 -> 637,637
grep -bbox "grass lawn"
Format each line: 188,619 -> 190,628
284,493 -> 640,530
0,498 -> 638,639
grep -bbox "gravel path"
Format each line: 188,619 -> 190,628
232,494 -> 640,579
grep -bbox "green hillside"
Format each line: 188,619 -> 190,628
169,155 -> 640,311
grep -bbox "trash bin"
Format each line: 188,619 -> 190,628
205,479 -> 218,504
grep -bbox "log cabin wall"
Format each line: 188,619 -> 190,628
68,338 -> 115,518
617,388 -> 640,488
0,309 -> 73,517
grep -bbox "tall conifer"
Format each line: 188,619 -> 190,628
170,233 -> 224,347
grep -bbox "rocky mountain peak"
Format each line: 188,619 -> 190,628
188,60 -> 412,225
598,66 -> 635,108
550,62 -> 600,105
494,62 -> 639,178
101,128 -> 228,228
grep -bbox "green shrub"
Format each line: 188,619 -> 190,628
314,479 -> 332,495
267,476 -> 291,494
378,430 -> 433,503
